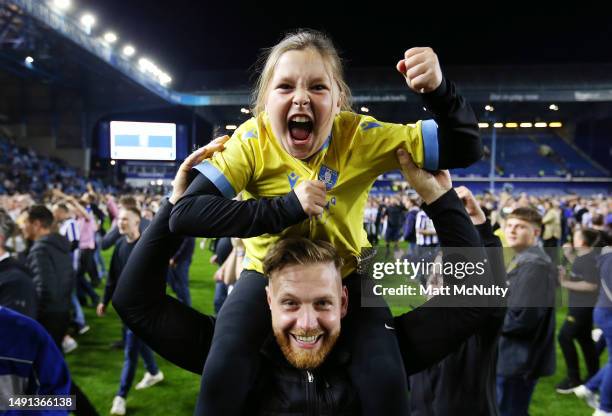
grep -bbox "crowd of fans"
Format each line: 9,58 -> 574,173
368,191 -> 611,258
0,136 -> 611,415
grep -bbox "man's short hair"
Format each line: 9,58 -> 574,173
263,237 -> 343,277
119,196 -> 138,209
580,228 -> 603,248
121,206 -> 141,219
507,207 -> 542,228
26,205 -> 54,229
0,208 -> 15,242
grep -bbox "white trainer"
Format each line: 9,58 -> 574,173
575,385 -> 600,409
135,371 -> 164,390
110,396 -> 126,415
62,335 -> 78,354
592,328 -> 603,343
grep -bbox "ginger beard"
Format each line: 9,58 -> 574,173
267,262 -> 347,370
273,322 -> 340,370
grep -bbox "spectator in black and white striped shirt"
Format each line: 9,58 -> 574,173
415,208 -> 439,285
416,208 -> 439,247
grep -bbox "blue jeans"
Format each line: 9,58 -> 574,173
71,291 -> 86,329
117,329 -> 159,398
166,260 -> 192,306
213,281 -> 228,315
497,376 -> 537,416
586,307 -> 612,411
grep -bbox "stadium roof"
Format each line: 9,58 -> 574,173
72,3 -> 612,80
2,1 -> 612,137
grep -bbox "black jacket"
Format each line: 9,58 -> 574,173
409,221 -> 507,416
114,189 -> 497,415
248,335 -> 359,416
26,233 -> 74,317
0,257 -> 38,318
497,246 -> 556,379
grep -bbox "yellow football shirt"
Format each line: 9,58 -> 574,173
195,111 -> 439,277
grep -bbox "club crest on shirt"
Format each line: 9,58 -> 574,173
288,172 -> 300,189
318,165 -> 339,190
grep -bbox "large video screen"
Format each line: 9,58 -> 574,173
110,121 -> 177,161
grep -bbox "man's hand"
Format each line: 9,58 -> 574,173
169,258 -> 176,268
397,148 -> 451,205
96,303 -> 106,317
455,186 -> 486,225
294,180 -> 327,216
169,136 -> 230,204
396,47 -> 443,94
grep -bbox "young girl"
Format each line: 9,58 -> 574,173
170,29 -> 481,415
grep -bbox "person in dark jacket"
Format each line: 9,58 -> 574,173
384,197 -> 407,258
0,208 -> 37,318
22,205 -> 74,346
98,206 -> 163,416
113,143 -> 498,415
409,186 -> 507,416
497,207 -> 556,416
100,196 -> 151,350
21,205 -> 100,416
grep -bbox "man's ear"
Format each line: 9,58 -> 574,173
340,285 -> 348,319
266,285 -> 272,311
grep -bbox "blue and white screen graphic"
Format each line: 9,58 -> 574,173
110,121 -> 177,161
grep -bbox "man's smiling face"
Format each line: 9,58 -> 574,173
267,262 -> 348,369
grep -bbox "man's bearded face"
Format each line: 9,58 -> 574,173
267,262 -> 348,369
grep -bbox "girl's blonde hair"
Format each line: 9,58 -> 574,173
251,29 -> 353,116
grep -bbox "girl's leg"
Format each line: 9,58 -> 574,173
343,274 -> 410,415
195,270 -> 269,416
